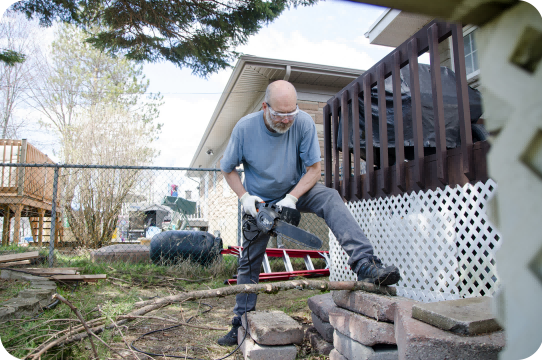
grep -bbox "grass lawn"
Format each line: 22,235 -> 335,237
0,249 -> 329,360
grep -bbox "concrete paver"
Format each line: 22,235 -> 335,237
412,296 -> 502,335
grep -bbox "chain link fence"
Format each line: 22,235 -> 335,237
0,162 -> 330,277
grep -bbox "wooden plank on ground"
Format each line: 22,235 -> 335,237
50,274 -> 107,282
23,268 -> 79,275
0,251 -> 39,263
0,260 -> 31,268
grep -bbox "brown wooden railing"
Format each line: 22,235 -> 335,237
323,20 -> 490,202
0,139 -> 57,203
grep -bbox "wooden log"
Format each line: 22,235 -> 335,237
0,251 -> 39,263
134,279 -> 396,309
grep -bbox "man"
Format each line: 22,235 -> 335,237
217,80 -> 400,346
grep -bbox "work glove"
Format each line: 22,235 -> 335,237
240,192 -> 263,218
276,194 -> 298,210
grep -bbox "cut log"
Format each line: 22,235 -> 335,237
0,251 -> 39,263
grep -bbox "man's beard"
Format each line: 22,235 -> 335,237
265,109 -> 294,134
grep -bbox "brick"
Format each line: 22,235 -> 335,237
298,101 -> 319,111
329,306 -> 396,346
412,296 -> 502,335
311,312 -> 334,342
333,329 -> 375,360
305,327 -> 333,355
394,301 -> 505,360
238,326 -> 297,360
308,293 -> 335,322
315,113 -> 324,124
241,310 -> 303,345
330,348 -> 348,360
333,290 -> 409,322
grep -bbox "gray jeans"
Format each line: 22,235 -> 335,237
233,183 -> 373,318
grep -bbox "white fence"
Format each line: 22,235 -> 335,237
329,179 -> 502,303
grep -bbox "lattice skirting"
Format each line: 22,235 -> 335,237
329,179 -> 502,303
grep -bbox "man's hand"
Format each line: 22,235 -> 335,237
276,194 -> 298,210
240,193 -> 263,217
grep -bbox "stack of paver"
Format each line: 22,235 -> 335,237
237,310 -> 304,360
306,293 -> 335,355
311,288 -> 507,360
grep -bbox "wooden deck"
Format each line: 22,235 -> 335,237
0,139 -> 63,247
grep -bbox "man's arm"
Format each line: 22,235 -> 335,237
222,169 -> 247,199
289,161 -> 321,199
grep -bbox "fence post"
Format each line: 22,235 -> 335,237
48,165 -> 59,268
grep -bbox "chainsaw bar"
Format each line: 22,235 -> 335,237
274,220 -> 323,249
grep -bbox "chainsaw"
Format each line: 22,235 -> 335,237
241,202 -> 323,249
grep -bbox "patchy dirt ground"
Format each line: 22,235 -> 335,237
110,288 -> 328,360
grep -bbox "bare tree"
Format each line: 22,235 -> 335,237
29,23 -> 162,248
0,11 -> 42,139
63,106 -> 157,248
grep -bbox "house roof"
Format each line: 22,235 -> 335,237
189,55 -> 364,169
365,9 -> 432,47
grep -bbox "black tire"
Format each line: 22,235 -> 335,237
471,123 -> 489,143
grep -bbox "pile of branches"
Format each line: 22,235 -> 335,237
21,280 -> 394,359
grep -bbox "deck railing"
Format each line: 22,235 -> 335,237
323,20 -> 490,201
0,139 -> 57,203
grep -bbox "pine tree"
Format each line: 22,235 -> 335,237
12,0 -> 317,77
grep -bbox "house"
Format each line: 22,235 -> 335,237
190,55 -> 365,247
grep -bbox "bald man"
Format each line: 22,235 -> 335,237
218,80 -> 400,346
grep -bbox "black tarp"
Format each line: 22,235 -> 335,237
337,63 -> 483,154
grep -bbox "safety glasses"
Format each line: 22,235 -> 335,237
266,103 -> 299,120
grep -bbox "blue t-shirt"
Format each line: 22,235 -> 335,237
220,110 -> 321,203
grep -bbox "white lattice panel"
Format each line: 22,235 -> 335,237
329,180 -> 502,303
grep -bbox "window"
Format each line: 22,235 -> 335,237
464,29 -> 479,78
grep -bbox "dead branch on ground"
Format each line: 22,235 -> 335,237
25,280 -> 394,359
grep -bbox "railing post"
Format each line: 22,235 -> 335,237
352,82 -> 362,199
332,98 -> 341,193
392,52 -> 406,191
377,64 -> 391,194
341,90 -> 351,200
408,38 -> 425,189
17,139 -> 27,196
428,23 -> 448,185
451,23 -> 474,180
323,104 -> 332,188
48,165 -> 59,268
364,76 -> 376,197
